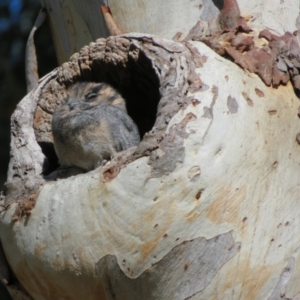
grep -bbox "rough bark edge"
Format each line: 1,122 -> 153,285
100,5 -> 124,36
181,0 -> 300,97
91,231 -> 240,299
5,71 -> 57,206
25,9 -> 47,93
6,34 -> 205,211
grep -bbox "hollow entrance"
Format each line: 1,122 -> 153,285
89,47 -> 161,138
36,37 -> 163,176
7,34 -> 193,204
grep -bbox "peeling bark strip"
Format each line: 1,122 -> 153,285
25,9 -> 47,93
12,191 -> 40,221
92,232 -> 240,300
100,5 -> 124,36
218,0 -> 250,32
5,34 -> 203,205
182,0 -> 300,95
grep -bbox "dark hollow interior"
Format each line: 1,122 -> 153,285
40,142 -> 59,175
89,48 -> 161,137
41,48 -> 161,176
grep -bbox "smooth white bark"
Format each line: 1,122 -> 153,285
2,0 -> 300,299
2,39 -> 300,299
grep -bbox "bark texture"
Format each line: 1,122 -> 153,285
2,0 -> 300,299
39,0 -> 300,64
2,32 -> 300,299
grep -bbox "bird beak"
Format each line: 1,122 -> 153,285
68,100 -> 77,110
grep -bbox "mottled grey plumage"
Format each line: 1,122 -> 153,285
52,82 -> 140,171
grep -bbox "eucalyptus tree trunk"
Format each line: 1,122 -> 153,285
2,0 -> 300,299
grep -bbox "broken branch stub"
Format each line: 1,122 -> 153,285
2,33 -> 300,299
25,9 -> 47,93
4,34 -> 197,205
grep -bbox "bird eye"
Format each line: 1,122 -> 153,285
85,92 -> 97,100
